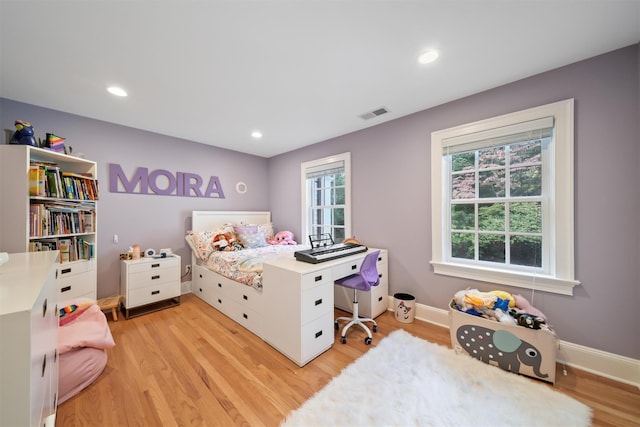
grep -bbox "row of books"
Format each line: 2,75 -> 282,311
29,237 -> 95,263
30,202 -> 96,237
29,161 -> 100,200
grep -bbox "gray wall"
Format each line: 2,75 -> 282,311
1,44 -> 638,359
269,44 -> 640,359
1,98 -> 270,298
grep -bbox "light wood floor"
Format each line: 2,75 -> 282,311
57,293 -> 639,426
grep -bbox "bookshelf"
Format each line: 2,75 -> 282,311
0,145 -> 98,300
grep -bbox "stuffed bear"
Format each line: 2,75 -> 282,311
10,120 -> 38,147
212,233 -> 232,251
267,231 -> 297,245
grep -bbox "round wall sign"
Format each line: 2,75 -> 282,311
236,181 -> 248,194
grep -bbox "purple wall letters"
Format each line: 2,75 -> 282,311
108,163 -> 225,198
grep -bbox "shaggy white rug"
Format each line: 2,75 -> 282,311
282,329 -> 592,427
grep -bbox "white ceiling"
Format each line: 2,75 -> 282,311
1,1 -> 638,158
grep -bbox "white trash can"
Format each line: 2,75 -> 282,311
394,293 -> 415,323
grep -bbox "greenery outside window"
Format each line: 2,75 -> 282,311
431,99 -> 579,295
301,152 -> 351,244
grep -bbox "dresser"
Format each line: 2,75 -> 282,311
261,248 -> 387,366
0,251 -> 60,427
120,255 -> 181,318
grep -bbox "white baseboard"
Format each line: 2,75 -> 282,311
387,297 -> 640,389
181,280 -> 192,295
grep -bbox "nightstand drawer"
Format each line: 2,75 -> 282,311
127,267 -> 179,290
128,281 -> 180,307
128,257 -> 179,274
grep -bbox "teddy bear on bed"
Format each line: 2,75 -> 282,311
267,231 -> 297,245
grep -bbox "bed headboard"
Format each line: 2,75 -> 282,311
191,211 -> 271,232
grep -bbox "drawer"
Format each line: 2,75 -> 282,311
300,267 -> 332,291
57,260 -> 91,277
128,267 -> 179,290
332,258 -> 362,280
224,280 -> 263,313
300,312 -> 334,363
58,269 -> 95,302
128,257 -> 179,274
301,284 -> 333,324
127,281 -> 180,308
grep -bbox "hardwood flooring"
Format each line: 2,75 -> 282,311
56,294 -> 640,426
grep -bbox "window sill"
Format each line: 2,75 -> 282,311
430,261 -> 580,296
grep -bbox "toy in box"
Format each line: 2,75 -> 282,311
449,298 -> 558,384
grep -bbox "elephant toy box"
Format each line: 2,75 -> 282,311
448,300 -> 557,384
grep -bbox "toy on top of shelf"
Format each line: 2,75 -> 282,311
9,120 -> 38,147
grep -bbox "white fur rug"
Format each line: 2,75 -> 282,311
281,329 -> 591,427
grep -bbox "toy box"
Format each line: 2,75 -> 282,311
449,300 -> 557,384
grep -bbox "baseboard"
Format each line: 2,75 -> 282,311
181,280 -> 192,295
387,296 -> 640,389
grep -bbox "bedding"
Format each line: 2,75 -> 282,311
201,244 -> 306,290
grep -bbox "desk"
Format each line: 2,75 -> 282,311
261,248 -> 387,366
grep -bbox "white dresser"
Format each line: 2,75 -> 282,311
0,251 -> 60,427
120,255 -> 181,318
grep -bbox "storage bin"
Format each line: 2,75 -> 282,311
394,293 -> 415,323
449,299 -> 557,384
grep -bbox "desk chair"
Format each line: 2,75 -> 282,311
334,250 -> 381,345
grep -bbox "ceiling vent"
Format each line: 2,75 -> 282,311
359,106 -> 390,120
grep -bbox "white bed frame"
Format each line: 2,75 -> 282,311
189,210 -> 387,366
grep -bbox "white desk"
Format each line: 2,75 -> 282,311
261,248 -> 387,366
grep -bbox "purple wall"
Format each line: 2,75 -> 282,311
269,44 -> 640,359
0,99 -> 270,298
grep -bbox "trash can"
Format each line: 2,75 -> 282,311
394,293 -> 415,323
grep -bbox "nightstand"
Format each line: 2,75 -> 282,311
120,255 -> 181,318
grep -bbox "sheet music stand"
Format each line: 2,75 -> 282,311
308,233 -> 334,248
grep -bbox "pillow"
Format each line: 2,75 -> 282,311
233,224 -> 258,235
257,222 -> 274,240
237,230 -> 268,249
186,224 -> 235,261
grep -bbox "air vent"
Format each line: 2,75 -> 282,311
359,106 -> 390,120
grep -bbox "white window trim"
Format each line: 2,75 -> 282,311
431,99 -> 580,295
300,152 -> 352,244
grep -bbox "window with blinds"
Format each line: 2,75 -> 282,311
301,153 -> 351,244
430,99 -> 579,295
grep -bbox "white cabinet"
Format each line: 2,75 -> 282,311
0,251 -> 60,427
333,250 -> 389,318
0,145 -> 98,302
120,255 -> 181,318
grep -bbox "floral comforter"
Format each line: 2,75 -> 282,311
203,245 -> 307,290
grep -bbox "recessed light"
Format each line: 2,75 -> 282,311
107,86 -> 128,97
251,130 -> 263,139
417,49 -> 439,64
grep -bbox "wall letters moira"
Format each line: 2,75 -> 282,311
109,164 -> 225,198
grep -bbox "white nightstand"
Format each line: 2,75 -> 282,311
120,254 -> 181,318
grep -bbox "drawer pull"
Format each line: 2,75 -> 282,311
199,274 -> 203,279
378,257 -> 382,261
218,299 -> 222,304
243,295 -> 248,301
151,290 -> 160,295
243,313 -> 248,319
379,274 -> 382,278
42,354 -> 47,378
315,298 -> 323,306
152,263 -> 160,268
314,275 -> 323,282
61,267 -> 72,274
378,296 -> 383,302
315,330 -> 323,339
351,264 -> 357,270
42,298 -> 47,317
151,275 -> 160,280
218,283 -> 222,288
61,285 -> 71,293
199,288 -> 203,292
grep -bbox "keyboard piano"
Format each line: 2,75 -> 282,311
294,243 -> 368,264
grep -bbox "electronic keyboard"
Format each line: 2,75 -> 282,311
294,243 -> 368,264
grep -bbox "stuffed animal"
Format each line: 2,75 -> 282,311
267,231 -> 297,245
489,290 -> 515,308
513,294 -> 547,320
9,120 -> 38,146
212,233 -> 232,251
510,310 -> 547,330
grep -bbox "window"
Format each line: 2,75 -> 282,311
301,152 -> 351,244
431,99 -> 579,295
